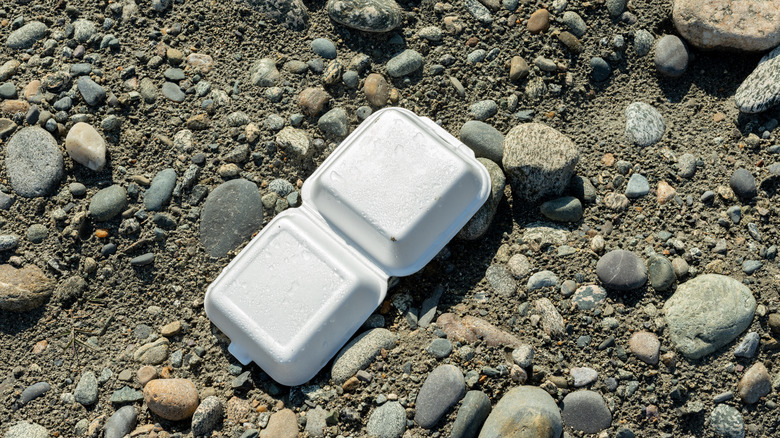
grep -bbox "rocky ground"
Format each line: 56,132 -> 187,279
1,0 -> 780,437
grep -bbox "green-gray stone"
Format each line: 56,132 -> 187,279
458,158 -> 505,240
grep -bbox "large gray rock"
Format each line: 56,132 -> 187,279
326,0 -> 402,32
458,158 -> 505,240
502,123 -> 579,203
246,0 -> 308,30
450,391 -> 491,438
735,45 -> 780,114
104,405 -> 137,438
5,127 -> 63,198
414,364 -> 465,428
199,179 -> 264,258
478,385 -> 562,438
366,401 -> 406,438
663,274 -> 756,359
331,328 -> 396,384
673,0 -> 780,52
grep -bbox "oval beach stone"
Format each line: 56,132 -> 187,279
596,250 -> 647,291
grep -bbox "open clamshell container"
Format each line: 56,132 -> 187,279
205,108 -> 491,386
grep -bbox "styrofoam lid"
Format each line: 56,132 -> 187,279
204,209 -> 387,386
303,108 -> 490,277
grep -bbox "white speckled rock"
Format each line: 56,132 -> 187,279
735,45 -> 780,114
673,0 -> 780,52
625,102 -> 665,146
65,122 -> 106,171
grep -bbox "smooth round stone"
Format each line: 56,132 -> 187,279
311,38 -> 337,59
562,11 -> 586,37
527,8 -> 550,33
26,224 -> 47,243
162,82 -> 185,102
426,338 -> 453,359
562,390 -> 612,433
5,126 -> 64,197
625,173 -> 650,198
664,274 -> 756,359
104,405 -> 137,438
673,0 -> 780,52
250,58 -> 280,86
540,196 -> 583,222
654,35 -> 689,77
133,338 -> 169,365
710,404 -> 745,438
326,0 -> 403,32
606,0 -> 627,16
130,253 -> 155,267
366,401 -> 406,438
77,76 -> 106,106
629,331 -> 660,365
468,100 -> 498,121
596,250 -> 647,291
143,378 -> 199,420
418,26 -> 443,42
0,82 -> 16,99
363,73 -> 390,107
386,49 -> 423,77
66,122 -> 106,171
527,270 -> 559,290
163,68 -> 185,82
6,21 -> 47,49
625,102 -> 665,146
590,57 -> 611,81
507,254 -> 531,278
332,328 -> 396,384
634,29 -> 654,57
479,386 -> 562,438
450,391 -> 490,438
678,153 -> 697,178
729,168 -> 756,199
459,121 -> 504,167
74,371 -> 99,406
144,168 -> 176,211
0,265 -> 52,312
735,46 -> 780,113
342,70 -> 359,88
503,123 -> 579,203
73,19 -> 96,43
5,422 -> 48,438
572,284 -> 607,310
647,255 -> 675,291
571,367 -> 598,387
89,185 -> 127,221
414,364 -> 465,428
200,179 -> 264,258
736,362 -> 771,404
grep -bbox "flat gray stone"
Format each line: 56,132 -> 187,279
562,390 -> 611,433
386,49 -> 424,77
625,173 -> 650,198
104,405 -> 137,438
311,38 -> 337,59
663,274 -> 756,359
326,0 -> 402,32
527,270 -> 559,291
161,82 -> 185,102
250,58 -> 281,86
6,21 -> 47,49
89,185 -> 127,221
485,264 -> 516,296
19,382 -> 50,405
736,45 -> 780,113
414,364 -> 465,428
77,76 -> 106,106
625,102 -> 665,146
5,126 -> 63,198
200,179 -> 264,258
478,385 -> 562,438
144,168 -> 176,211
460,121 -> 504,164
647,255 -> 675,291
133,338 -> 169,365
366,401 -> 406,438
331,328 -> 396,384
318,107 -> 349,137
450,391 -> 491,438
540,196 -> 582,222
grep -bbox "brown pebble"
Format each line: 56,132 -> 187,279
768,313 -> 780,336
166,48 -> 184,65
32,340 -> 48,354
137,365 -> 157,386
298,87 -> 331,117
389,88 -> 400,104
736,362 -> 771,404
259,409 -> 298,438
443,16 -> 464,34
186,113 -> 210,130
143,378 -> 199,421
227,396 -> 252,422
656,181 -> 677,203
601,153 -> 615,166
629,331 -> 660,365
660,351 -> 677,369
160,320 -> 182,337
342,376 -> 360,391
509,56 -> 530,81
713,112 -> 725,122
0,99 -> 30,114
363,73 -> 389,108
466,37 -> 479,47
527,9 -> 550,34
23,80 -> 42,101
558,31 -> 584,54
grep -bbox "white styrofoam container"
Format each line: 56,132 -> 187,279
205,108 -> 491,386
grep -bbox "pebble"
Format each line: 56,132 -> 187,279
110,386 -> 144,404
65,122 -> 106,171
450,391 -> 491,438
298,87 -> 331,116
0,82 -> 16,99
507,254 -> 531,278
311,38 -> 337,59
250,58 -> 280,86
414,364 -> 465,428
426,338 -> 453,359
143,378 -> 199,421
6,21 -> 47,49
161,82 -> 185,102
464,0 -> 493,25
0,118 -> 16,139
570,367 -> 597,387
386,49 -> 423,77
479,386 -> 561,437
534,298 -> 566,338
590,57 -> 611,81
5,422 -> 48,438
647,255 -> 676,291
736,362 -> 771,404
458,159 -> 505,240
596,250 -> 647,291
729,168 -> 757,199
418,26 -> 443,42
625,102 -> 665,146
572,284 -> 607,310
144,168 -> 176,211
558,31 -> 584,54
0,264 -> 53,312
509,55 -> 530,81
326,0 -> 403,32
318,107 -> 349,137
673,0 -> 780,51
258,408 -> 296,438
606,0 -> 627,16
74,371 -> 99,406
5,126 -> 64,197
26,224 -> 47,244
437,313 -> 521,347
735,46 -> 780,113
540,196 -> 583,222
677,153 -> 697,177
104,405 -> 137,438
364,73 -> 390,107
133,337 -> 170,365
331,328 -> 396,383
485,264 -> 516,296
562,390 -> 612,433
19,381 -> 51,405
366,401 -> 406,438
130,253 -> 155,267
248,0 -> 308,30
562,11 -> 587,37
89,185 -> 127,221
629,331 -> 660,365
527,270 -> 559,290
0,235 -> 19,251
503,123 -> 579,203
625,173 -> 650,197
734,332 -> 760,358
73,19 -> 96,43
460,121 -> 504,164
709,404 -> 745,438
633,29 -> 654,57
654,35 -> 689,77
527,9 -> 550,34
137,365 -> 157,385
469,100 -> 498,121
664,274 -> 756,359
276,126 -> 312,158
77,76 -> 106,106
200,179 -> 264,258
